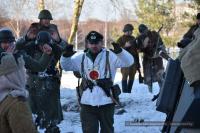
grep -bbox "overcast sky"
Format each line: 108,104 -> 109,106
1,0 -> 184,21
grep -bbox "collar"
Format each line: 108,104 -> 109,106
86,48 -> 103,62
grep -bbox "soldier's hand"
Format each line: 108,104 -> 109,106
63,44 -> 76,57
42,44 -> 52,55
6,42 -> 16,53
125,42 -> 131,48
110,42 -> 122,54
51,31 -> 61,43
26,23 -> 39,40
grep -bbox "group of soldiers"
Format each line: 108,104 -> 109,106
1,7 -> 199,133
0,9 -> 65,133
0,9 -> 167,133
117,23 -> 167,94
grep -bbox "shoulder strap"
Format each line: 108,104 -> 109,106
104,50 -> 112,79
81,53 -> 85,78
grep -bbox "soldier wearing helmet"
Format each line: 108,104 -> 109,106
136,24 -> 166,93
0,28 -> 52,133
177,13 -> 200,48
116,24 -> 140,93
138,24 -> 148,34
15,10 -> 65,132
38,9 -> 53,30
0,28 -> 15,53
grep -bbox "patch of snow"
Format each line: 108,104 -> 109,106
39,71 -> 166,133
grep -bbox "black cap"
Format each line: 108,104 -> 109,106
197,13 -> 200,19
86,31 -> 103,44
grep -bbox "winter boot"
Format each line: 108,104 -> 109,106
127,80 -> 134,93
122,80 -> 128,93
45,123 -> 60,133
148,84 -> 153,93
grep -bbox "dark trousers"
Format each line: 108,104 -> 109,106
27,76 -> 63,128
121,64 -> 137,93
0,96 -> 37,133
80,103 -> 115,133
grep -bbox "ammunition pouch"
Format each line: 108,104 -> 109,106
111,84 -> 121,104
96,78 -> 121,105
77,78 -> 94,92
76,78 -> 94,103
96,78 -> 113,97
84,79 -> 94,91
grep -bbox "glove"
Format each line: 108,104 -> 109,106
110,42 -> 122,54
62,44 -> 76,57
177,38 -> 192,48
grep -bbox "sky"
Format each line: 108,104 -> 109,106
1,0 -> 185,22
52,0 -> 184,21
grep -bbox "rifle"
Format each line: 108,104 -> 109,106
152,50 -> 172,101
149,24 -> 164,93
153,24 -> 164,58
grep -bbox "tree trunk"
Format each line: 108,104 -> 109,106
16,20 -> 20,38
38,0 -> 45,11
68,0 -> 84,44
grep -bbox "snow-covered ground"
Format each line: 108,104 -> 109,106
39,70 -> 166,133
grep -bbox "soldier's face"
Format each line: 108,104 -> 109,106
88,41 -> 103,54
197,19 -> 200,25
124,31 -> 132,35
0,41 -> 15,52
40,19 -> 51,27
51,31 -> 60,42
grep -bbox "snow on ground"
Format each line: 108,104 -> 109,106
39,70 -> 166,133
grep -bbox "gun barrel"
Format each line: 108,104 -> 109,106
159,51 -> 171,61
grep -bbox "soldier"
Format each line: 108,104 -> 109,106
60,31 -> 134,133
136,24 -> 166,93
0,28 -> 52,133
117,24 -> 140,93
177,12 -> 200,48
16,10 -> 66,131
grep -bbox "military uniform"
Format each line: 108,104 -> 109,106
137,25 -> 166,92
16,11 -> 65,130
0,28 -> 40,133
61,31 -> 134,133
117,34 -> 139,93
177,13 -> 200,48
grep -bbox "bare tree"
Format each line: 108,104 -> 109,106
68,0 -> 84,44
0,4 -> 9,27
1,0 -> 32,37
38,0 -> 45,11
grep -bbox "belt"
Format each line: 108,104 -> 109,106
27,71 -> 53,78
80,103 -> 114,108
28,71 -> 38,75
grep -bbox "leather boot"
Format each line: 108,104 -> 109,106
127,80 -> 134,93
122,80 -> 128,93
148,84 -> 153,93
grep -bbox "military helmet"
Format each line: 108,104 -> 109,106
38,9 -> 53,20
35,31 -> 52,45
138,24 -> 148,34
123,24 -> 134,32
0,28 -> 15,43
